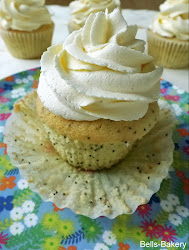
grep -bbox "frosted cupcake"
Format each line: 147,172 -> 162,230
37,9 -> 163,171
4,9 -> 175,218
68,0 -> 121,33
0,0 -> 54,59
148,0 -> 189,68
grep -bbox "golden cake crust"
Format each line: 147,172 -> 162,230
36,95 -> 159,143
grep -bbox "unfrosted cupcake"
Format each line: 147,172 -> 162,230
0,0 -> 54,59
68,0 -> 121,33
147,0 -> 189,68
37,9 -> 163,171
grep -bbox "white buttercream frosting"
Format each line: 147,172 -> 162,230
0,0 -> 52,31
69,0 -> 120,27
151,0 -> 189,40
38,9 -> 162,121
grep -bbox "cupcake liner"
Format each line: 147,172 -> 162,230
147,29 -> 189,69
44,124 -> 134,171
4,91 -> 175,219
0,23 -> 54,59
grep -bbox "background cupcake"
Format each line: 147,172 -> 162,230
37,9 -> 162,171
68,0 -> 121,32
0,0 -> 54,59
147,0 -> 189,68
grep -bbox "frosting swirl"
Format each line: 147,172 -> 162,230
69,0 -> 120,27
38,9 -> 162,121
0,0 -> 52,31
152,0 -> 189,40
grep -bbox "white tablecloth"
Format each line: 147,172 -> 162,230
0,6 -> 188,92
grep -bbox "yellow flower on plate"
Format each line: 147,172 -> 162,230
57,220 -> 75,239
42,236 -> 62,250
41,212 -> 60,230
112,222 -> 128,242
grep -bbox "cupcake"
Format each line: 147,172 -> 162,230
37,9 -> 163,171
147,0 -> 189,68
68,0 -> 121,33
0,0 -> 54,59
4,9 -> 175,218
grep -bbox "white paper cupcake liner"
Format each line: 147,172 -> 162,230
4,91 -> 175,219
43,124 -> 134,171
147,29 -> 189,69
0,23 -> 54,59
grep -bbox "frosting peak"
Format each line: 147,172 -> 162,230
0,0 -> 52,31
151,0 -> 189,40
69,0 -> 120,27
38,9 -> 162,122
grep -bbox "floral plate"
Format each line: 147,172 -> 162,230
0,68 -> 188,250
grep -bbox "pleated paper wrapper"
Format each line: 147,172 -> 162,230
0,23 -> 54,59
147,29 -> 189,69
4,91 -> 175,219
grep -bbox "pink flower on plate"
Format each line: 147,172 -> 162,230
157,225 -> 177,242
176,170 -> 185,178
28,68 -> 37,72
172,95 -> 180,102
137,204 -> 152,218
160,88 -> 167,94
0,113 -> 11,121
0,96 -> 10,103
164,95 -> 172,100
140,220 -> 161,239
0,232 -> 9,249
163,95 -> 180,102
0,88 -> 4,94
183,146 -> 189,155
176,171 -> 189,195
